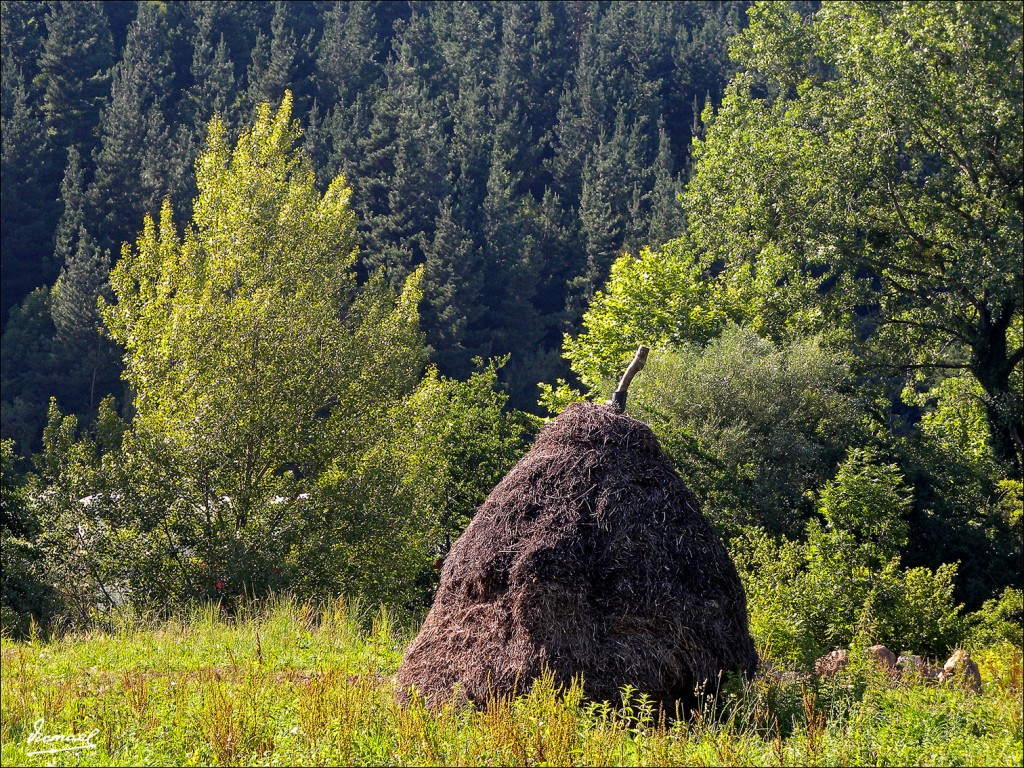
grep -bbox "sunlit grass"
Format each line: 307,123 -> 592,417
2,596 -> 1021,766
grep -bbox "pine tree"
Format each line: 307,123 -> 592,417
429,2 -> 498,94
1,0 -> 47,88
51,146 -> 86,273
315,1 -> 387,188
1,60 -> 58,325
647,120 -> 685,248
357,18 -> 449,285
479,144 -> 547,407
447,76 -> 491,226
244,1 -> 299,113
608,107 -> 655,254
525,1 -> 573,195
51,227 -> 110,346
185,3 -> 238,128
547,20 -> 602,207
325,91 -> 375,194
0,287 -> 58,452
422,198 -> 485,377
317,0 -> 384,107
302,98 -> 332,188
534,186 -> 578,321
576,131 -> 623,300
36,0 -> 114,159
49,227 -> 119,417
87,1 -> 175,257
490,1 -> 533,182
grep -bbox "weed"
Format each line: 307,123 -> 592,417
0,596 -> 1020,767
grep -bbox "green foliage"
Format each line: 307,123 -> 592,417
733,445 -> 965,665
685,0 -> 1024,467
732,448 -> 965,666
37,0 -> 114,155
0,288 -> 58,453
19,399 -> 127,628
4,0 -> 749,424
816,448 -> 911,566
379,359 -> 531,555
728,527 -> 811,664
563,240 -> 725,392
1,598 -> 1020,766
1,439 -> 56,637
734,526 -> 966,667
996,479 -> 1023,535
304,360 -> 532,608
104,91 -> 415,493
552,0 -> 1021,626
968,588 -> 1024,649
1,53 -> 61,326
627,325 -> 861,536
907,374 -> 996,472
897,373 -> 1022,608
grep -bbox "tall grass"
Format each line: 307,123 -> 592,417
2,596 -> 1021,766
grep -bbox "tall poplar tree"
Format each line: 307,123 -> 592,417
100,93 -> 426,600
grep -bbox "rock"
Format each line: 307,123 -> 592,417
814,649 -> 849,677
867,644 -> 897,671
938,650 -> 982,694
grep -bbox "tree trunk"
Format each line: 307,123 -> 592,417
971,303 -> 1023,471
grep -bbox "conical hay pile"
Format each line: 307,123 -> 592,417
396,402 -> 758,712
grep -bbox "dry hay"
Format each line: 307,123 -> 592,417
396,402 -> 758,713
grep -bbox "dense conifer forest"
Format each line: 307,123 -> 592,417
0,0 -> 1021,716
2,0 -> 745,428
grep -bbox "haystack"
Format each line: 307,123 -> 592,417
396,401 -> 758,714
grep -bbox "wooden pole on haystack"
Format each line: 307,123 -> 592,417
609,345 -> 649,413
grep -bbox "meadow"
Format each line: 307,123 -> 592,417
1,596 -> 1021,767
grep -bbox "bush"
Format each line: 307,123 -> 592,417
301,360 -> 531,609
628,325 -> 863,536
732,449 -> 965,666
967,588 -> 1024,649
0,532 -> 57,637
1,439 -> 58,636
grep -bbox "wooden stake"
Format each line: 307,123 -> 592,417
609,345 -> 649,412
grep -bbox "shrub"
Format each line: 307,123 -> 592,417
627,325 -> 864,537
967,588 -> 1024,649
732,449 -> 965,666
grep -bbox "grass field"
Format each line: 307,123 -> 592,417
1,596 -> 1021,767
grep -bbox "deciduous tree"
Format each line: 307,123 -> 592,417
685,1 -> 1023,469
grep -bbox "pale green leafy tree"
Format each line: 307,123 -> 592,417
629,325 -> 862,536
562,239 -> 726,393
100,93 -> 425,604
